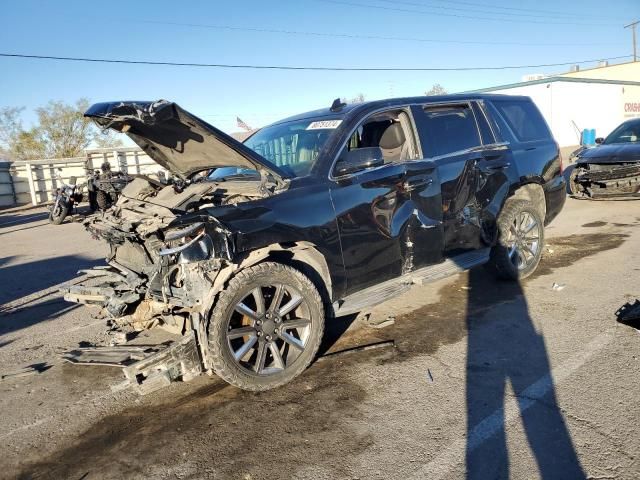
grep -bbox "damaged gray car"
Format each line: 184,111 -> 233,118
64,96 -> 565,392
569,118 -> 640,198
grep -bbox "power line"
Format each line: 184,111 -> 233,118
136,20 -> 623,47
373,0 -> 609,21
317,0 -> 620,26
0,52 -> 632,71
376,0 -> 623,20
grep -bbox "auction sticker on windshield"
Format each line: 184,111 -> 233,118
306,120 -> 342,130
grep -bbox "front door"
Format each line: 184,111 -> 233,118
329,108 -> 444,296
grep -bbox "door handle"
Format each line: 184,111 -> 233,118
479,162 -> 510,173
403,178 -> 433,191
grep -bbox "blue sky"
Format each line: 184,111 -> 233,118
1,0 -> 638,133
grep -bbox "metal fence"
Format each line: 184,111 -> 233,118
0,148 -> 166,207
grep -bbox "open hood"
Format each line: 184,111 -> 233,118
84,100 -> 287,184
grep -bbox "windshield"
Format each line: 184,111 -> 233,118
604,120 -> 640,145
243,119 -> 339,177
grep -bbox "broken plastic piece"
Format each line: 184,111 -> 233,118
615,299 -> 640,331
551,282 -> 566,291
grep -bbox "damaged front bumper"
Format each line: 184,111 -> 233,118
63,331 -> 204,395
571,163 -> 640,198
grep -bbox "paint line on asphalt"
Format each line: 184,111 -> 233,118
410,328 -> 615,479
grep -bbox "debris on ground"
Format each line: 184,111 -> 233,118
1,362 -> 53,380
552,282 -> 566,291
427,369 -> 434,383
368,315 -> 396,329
63,332 -> 203,395
546,245 -> 555,254
615,299 -> 640,331
319,340 -> 395,360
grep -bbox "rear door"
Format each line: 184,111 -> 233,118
470,101 -> 517,226
412,102 -> 486,252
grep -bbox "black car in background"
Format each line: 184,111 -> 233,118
64,95 -> 565,391
570,118 -> 640,198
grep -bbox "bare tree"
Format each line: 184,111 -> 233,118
12,129 -> 46,160
425,84 -> 448,96
35,99 -> 94,158
0,99 -> 120,160
93,129 -> 124,149
0,107 -> 24,147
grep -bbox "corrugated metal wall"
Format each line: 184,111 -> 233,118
0,148 -> 165,207
0,162 -> 16,207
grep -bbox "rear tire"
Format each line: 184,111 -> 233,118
485,199 -> 544,280
208,262 -> 325,391
96,190 -> 112,210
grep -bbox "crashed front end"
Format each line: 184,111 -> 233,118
62,177 -> 259,392
571,162 -> 640,198
66,177 -> 234,328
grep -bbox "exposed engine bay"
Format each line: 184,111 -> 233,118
65,175 -> 269,331
62,174 -> 278,392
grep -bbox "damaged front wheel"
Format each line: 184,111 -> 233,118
208,262 -> 324,391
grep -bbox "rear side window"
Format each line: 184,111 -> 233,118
490,99 -> 550,142
419,104 -> 481,157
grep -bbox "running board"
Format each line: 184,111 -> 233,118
334,248 -> 490,316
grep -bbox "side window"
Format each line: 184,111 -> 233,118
471,102 -> 496,145
341,109 -> 417,166
490,99 -> 550,142
485,101 -> 516,143
420,104 -> 481,157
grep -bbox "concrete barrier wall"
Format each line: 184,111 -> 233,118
0,162 -> 16,207
1,148 -> 166,207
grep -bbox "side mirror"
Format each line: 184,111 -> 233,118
595,137 -> 604,144
334,147 -> 384,177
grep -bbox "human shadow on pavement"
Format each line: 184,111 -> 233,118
464,267 -> 585,479
0,255 -> 101,336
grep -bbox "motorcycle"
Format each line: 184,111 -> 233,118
49,169 -> 84,225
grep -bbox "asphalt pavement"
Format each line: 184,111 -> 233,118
1,198 -> 639,479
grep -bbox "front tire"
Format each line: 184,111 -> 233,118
208,262 -> 325,391
49,200 -> 69,225
486,199 -> 544,280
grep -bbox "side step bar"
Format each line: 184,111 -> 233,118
334,248 -> 490,316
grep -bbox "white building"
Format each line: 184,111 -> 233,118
473,65 -> 640,147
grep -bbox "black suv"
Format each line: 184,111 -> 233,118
65,95 -> 565,391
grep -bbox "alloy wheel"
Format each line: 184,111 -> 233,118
506,211 -> 541,270
226,284 -> 312,375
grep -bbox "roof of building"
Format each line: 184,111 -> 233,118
469,75 -> 640,93
559,60 -> 640,79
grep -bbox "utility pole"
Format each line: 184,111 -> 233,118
625,20 -> 639,62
